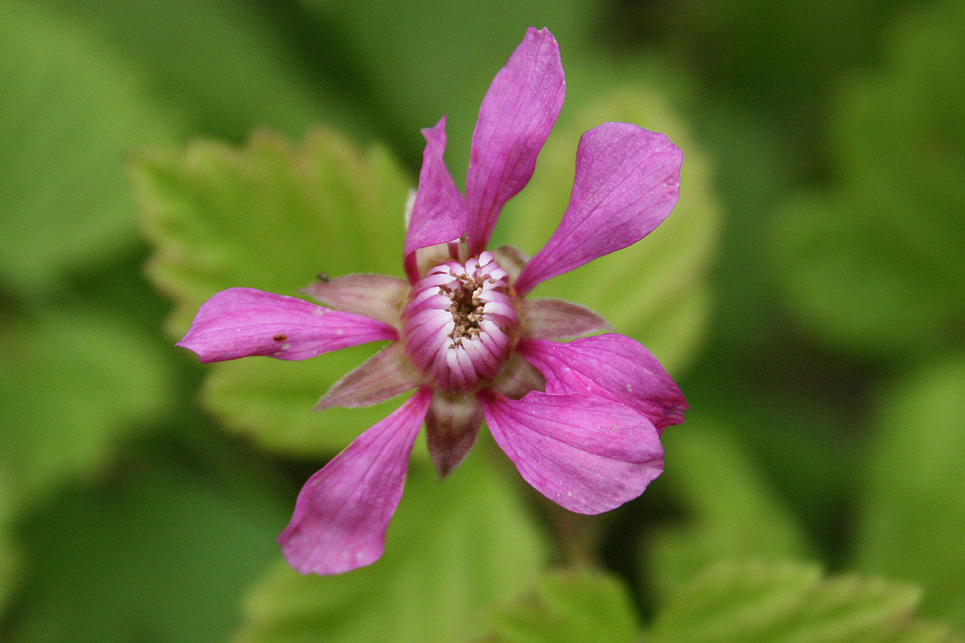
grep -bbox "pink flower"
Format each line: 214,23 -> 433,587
177,27 -> 686,575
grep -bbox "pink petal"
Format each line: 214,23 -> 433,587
177,287 -> 396,363
481,390 -> 663,514
403,117 -> 469,280
303,273 -> 410,328
514,123 -> 683,296
519,298 -> 611,340
518,334 -> 686,432
278,388 -> 431,575
465,27 -> 565,254
316,342 -> 421,410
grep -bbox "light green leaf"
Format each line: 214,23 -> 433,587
649,560 -> 952,642
200,345 -> 410,455
134,129 -> 412,455
0,0 -> 183,293
484,568 -> 639,643
0,308 -> 172,504
496,85 -> 721,373
235,447 -> 547,643
643,419 -> 811,603
853,355 -> 965,627
7,443 -> 289,641
773,0 -> 964,359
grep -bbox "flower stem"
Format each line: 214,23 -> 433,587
543,497 -> 601,569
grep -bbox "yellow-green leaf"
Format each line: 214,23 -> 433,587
484,568 -> 639,643
133,129 -> 411,455
854,355 -> 965,627
650,560 -> 952,642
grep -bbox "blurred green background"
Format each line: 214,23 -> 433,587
1,0 -> 962,640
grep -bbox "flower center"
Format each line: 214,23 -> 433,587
402,251 -> 517,391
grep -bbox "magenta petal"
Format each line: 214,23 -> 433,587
278,388 -> 431,575
519,334 -> 686,432
465,27 -> 565,254
482,390 -> 663,514
176,287 -> 396,363
403,117 -> 469,273
514,123 -> 683,296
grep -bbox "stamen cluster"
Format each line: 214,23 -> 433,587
402,251 -> 517,391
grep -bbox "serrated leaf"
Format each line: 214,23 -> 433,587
7,443 -> 289,641
235,447 -> 547,642
201,345 -> 410,455
853,355 -> 965,627
495,85 -> 720,373
773,0 -> 964,359
0,308 -> 172,504
134,129 -> 411,455
484,569 -> 639,643
0,0 -> 183,293
649,560 -> 951,642
643,419 -> 811,603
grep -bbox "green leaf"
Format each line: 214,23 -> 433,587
772,0 -> 964,359
235,446 -> 547,643
134,129 -> 412,455
0,0 -> 182,293
34,0 -> 353,139
649,560 -> 953,642
634,0 -> 909,138
853,354 -> 965,627
0,307 -> 172,504
303,1 -> 603,166
0,476 -> 21,614
7,440 -> 289,641
496,85 -> 721,373
643,418 -> 811,603
484,568 -> 639,643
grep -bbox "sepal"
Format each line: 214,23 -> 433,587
316,342 -> 421,409
520,298 -> 611,339
303,273 -> 409,328
425,391 -> 483,478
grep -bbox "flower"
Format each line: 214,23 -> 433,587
177,26 -> 686,575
